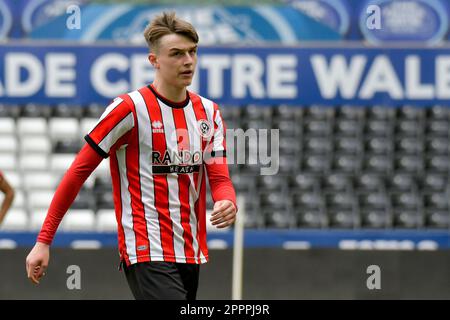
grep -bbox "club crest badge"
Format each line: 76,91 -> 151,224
197,119 -> 212,138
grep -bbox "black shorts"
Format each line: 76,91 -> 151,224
123,261 -> 200,300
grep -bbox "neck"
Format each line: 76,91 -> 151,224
151,80 -> 186,102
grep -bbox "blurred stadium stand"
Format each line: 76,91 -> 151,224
0,103 -> 449,232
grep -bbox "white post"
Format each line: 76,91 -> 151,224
232,195 -> 245,300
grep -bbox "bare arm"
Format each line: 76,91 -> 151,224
0,175 -> 15,225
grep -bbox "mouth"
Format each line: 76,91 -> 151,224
180,70 -> 193,77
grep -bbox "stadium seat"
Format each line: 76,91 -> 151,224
53,104 -> 84,118
231,174 -> 255,193
364,120 -> 392,136
293,192 -> 323,210
53,140 -> 81,154
258,175 -> 287,192
428,105 -> 450,120
397,105 -> 425,120
21,103 -> 52,118
425,137 -> 449,154
394,210 -> 423,228
19,154 -> 49,171
367,106 -> 395,120
305,105 -> 334,120
363,155 -> 392,173
29,210 -> 48,231
394,155 -> 423,173
395,120 -> 423,136
291,173 -> 320,191
277,155 -> 298,174
96,209 -> 117,232
80,118 -> 99,136
322,173 -> 352,191
0,209 -> 28,231
391,192 -> 421,210
0,154 -> 17,171
387,173 -> 416,191
243,209 -> 265,229
9,190 -> 25,210
365,136 -> 393,154
0,104 -> 21,118
361,210 -> 392,228
60,209 -> 95,231
359,192 -> 389,210
395,137 -> 423,154
94,159 -> 110,177
296,209 -> 328,228
260,192 -> 290,210
328,209 -> 358,228
336,106 -> 365,120
423,193 -> 449,209
426,120 -> 449,136
304,136 -> 331,154
17,118 -> 48,136
425,210 -> 450,228
304,120 -> 330,136
0,118 -> 15,135
332,154 -> 361,173
355,172 -> 385,192
28,190 -> 54,210
420,174 -> 448,191
50,154 -> 76,172
334,119 -> 360,136
96,192 -> 114,210
334,136 -> 361,154
279,136 -> 301,155
277,120 -> 298,137
49,118 -> 80,141
244,105 -> 272,121
263,208 -> 295,229
242,119 -> 269,131
1,171 -> 22,190
72,190 -> 96,209
302,154 -> 330,172
93,175 -> 113,192
84,103 -> 105,118
326,193 -> 355,209
20,136 -> 52,154
0,136 -> 18,153
273,105 -> 302,121
23,172 -> 58,190
425,155 -> 449,172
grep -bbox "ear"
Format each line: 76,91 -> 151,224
148,53 -> 159,69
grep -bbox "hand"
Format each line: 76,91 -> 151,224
26,242 -> 50,285
210,200 -> 237,229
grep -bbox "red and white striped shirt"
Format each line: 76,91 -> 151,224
84,85 -> 233,266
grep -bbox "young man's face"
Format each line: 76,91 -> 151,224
150,33 -> 198,89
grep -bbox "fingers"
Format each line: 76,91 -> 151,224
27,262 -> 40,284
36,264 -> 47,281
210,205 -> 235,223
211,207 -> 236,228
26,259 -> 46,285
215,213 -> 236,228
212,201 -> 234,216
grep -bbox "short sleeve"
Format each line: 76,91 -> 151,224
211,103 -> 226,156
84,97 -> 135,158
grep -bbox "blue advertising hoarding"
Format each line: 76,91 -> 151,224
0,43 -> 449,106
7,0 -> 450,44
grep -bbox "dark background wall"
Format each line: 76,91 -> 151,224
1,248 -> 449,299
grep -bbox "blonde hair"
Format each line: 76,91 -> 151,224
143,11 -> 199,52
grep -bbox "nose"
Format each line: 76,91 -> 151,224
183,52 -> 194,65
